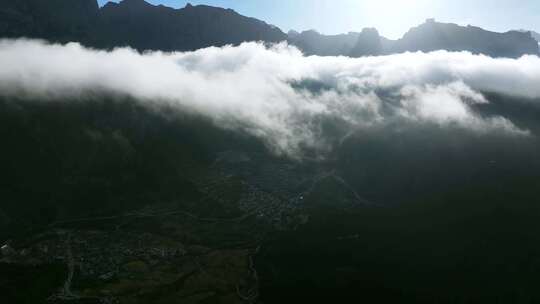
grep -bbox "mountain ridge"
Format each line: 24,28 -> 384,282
291,19 -> 539,58
391,19 -> 538,58
0,0 -> 538,58
0,0 -> 286,51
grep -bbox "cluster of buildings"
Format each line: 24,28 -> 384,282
194,151 -> 319,229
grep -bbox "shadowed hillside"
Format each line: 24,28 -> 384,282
0,0 -> 287,51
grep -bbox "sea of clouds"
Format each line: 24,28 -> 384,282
0,39 -> 539,157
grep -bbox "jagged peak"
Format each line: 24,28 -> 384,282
177,3 -> 240,16
120,0 -> 151,7
288,30 -> 300,37
102,1 -> 119,9
360,27 -> 379,35
121,0 -> 147,3
302,29 -> 320,35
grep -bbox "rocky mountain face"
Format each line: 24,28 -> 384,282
0,0 -> 287,51
289,19 -> 539,58
349,28 -> 384,57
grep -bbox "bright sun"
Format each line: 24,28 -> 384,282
362,0 -> 430,16
348,0 -> 434,38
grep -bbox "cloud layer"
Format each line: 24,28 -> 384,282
0,39 -> 538,157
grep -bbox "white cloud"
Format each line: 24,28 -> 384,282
0,39 -> 536,157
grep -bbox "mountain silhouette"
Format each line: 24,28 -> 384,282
0,0 -> 98,42
93,0 -> 286,51
0,1 -> 538,58
348,28 -> 384,57
291,19 -> 539,58
0,0 -> 286,51
390,19 -> 539,58
287,30 -> 362,56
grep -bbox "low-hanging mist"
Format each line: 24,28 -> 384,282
0,38 -> 539,157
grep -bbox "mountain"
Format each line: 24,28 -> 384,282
532,31 -> 540,43
518,29 -> 540,44
0,0 -> 98,42
287,30 -> 362,56
0,1 -> 538,56
0,0 -> 287,51
349,28 -> 384,57
93,0 -> 286,51
3,84 -> 540,303
391,19 -> 539,58
289,19 -> 539,58
288,28 -> 388,57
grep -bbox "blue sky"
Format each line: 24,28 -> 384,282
97,0 -> 540,39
